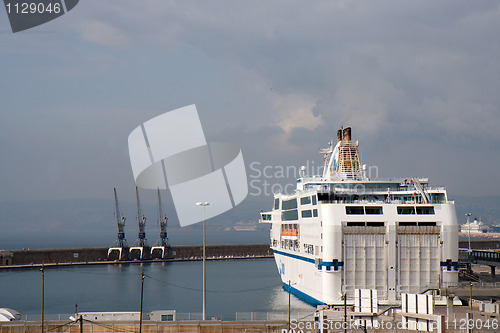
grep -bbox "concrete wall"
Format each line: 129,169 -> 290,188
9,247 -> 109,265
172,244 -> 272,260
459,240 -> 500,250
0,244 -> 273,267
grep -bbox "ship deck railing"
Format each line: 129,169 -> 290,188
301,176 -> 431,183
310,185 -> 446,194
317,198 -> 447,205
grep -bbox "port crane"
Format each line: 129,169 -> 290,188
154,188 -> 169,247
134,186 -> 148,247
113,188 -> 127,247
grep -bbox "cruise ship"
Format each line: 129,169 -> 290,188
260,127 -> 458,306
460,217 -> 491,234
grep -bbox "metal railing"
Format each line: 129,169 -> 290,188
0,320 -> 288,333
458,281 -> 500,288
22,313 -> 73,322
313,185 -> 446,193
18,311 -> 310,323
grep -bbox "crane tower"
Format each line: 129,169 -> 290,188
113,187 -> 127,247
134,186 -> 148,247
155,188 -> 169,247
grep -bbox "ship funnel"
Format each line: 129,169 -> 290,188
342,127 -> 351,142
337,129 -> 342,143
321,126 -> 362,181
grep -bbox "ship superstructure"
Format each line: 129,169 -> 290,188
260,127 -> 458,305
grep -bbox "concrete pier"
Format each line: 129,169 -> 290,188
0,244 -> 273,269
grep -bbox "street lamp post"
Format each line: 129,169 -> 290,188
288,280 -> 291,332
41,265 -> 44,333
196,202 -> 211,321
344,293 -> 347,333
139,272 -> 145,333
466,213 -> 472,253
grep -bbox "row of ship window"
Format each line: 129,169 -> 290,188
281,209 -> 318,221
262,209 -> 319,221
275,238 -> 316,254
345,206 -> 435,215
345,221 -> 437,227
277,221 -> 437,228
271,196 -> 435,222
278,206 -> 434,221
275,196 -> 317,210
281,223 -> 299,236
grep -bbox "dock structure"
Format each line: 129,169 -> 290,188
131,187 -> 148,259
0,244 -> 274,269
108,188 -> 128,261
129,246 -> 151,260
131,186 -> 148,246
460,249 -> 500,277
150,242 -> 170,260
107,247 -> 128,261
151,188 -> 171,259
2,241 -> 500,268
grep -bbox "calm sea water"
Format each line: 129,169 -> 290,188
0,259 -> 314,320
0,230 -> 315,320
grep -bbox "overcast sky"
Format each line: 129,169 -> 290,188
1,0 -> 499,208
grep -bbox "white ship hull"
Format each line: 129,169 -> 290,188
260,127 -> 459,306
273,250 -> 327,305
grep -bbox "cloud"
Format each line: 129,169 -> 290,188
78,20 -> 128,46
2,0 -> 500,202
274,94 -> 322,133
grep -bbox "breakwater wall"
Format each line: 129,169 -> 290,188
459,240 -> 500,250
0,244 -> 273,268
1,240 -> 498,268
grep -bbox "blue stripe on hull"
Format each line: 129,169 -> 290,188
273,249 -> 315,263
273,249 -> 327,306
273,249 -> 343,270
282,282 -> 326,307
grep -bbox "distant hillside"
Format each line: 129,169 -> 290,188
452,195 -> 500,225
0,196 -> 271,238
0,198 -> 115,234
1,194 -> 497,247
